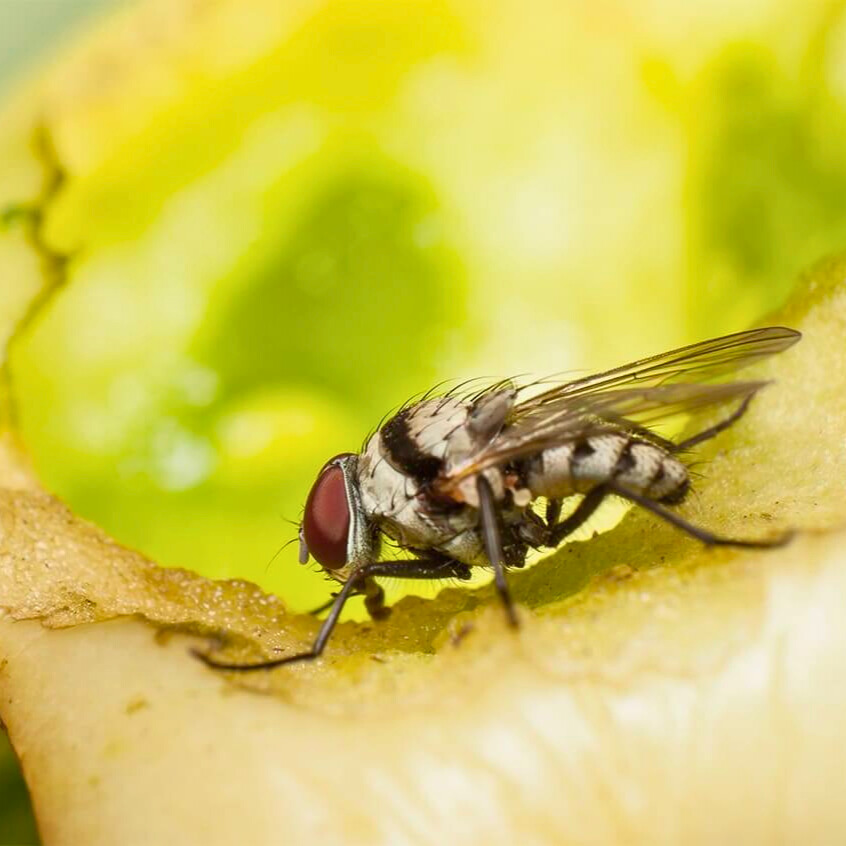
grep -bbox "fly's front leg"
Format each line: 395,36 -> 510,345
307,585 -> 372,618
674,394 -> 754,452
192,557 -> 472,672
306,590 -> 354,617
306,595 -> 337,617
476,474 -> 519,627
363,577 -> 390,621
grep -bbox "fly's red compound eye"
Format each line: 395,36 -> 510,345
302,458 -> 351,570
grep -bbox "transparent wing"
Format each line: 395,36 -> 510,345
440,380 -> 767,486
514,326 -> 800,414
437,326 -> 800,489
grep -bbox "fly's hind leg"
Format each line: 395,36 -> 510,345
608,481 -> 793,548
674,394 -> 754,452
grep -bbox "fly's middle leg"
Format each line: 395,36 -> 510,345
477,474 -> 519,627
545,498 -> 562,527
544,486 -> 608,547
674,394 -> 754,452
516,487 -> 609,550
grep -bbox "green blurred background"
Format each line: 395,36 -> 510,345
4,0 -> 846,842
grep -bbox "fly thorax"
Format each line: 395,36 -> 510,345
357,433 -> 418,520
394,390 -> 515,474
397,397 -> 469,460
358,426 -> 478,554
375,398 -> 469,491
372,391 -> 516,506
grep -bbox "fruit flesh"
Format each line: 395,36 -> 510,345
2,262 -> 846,843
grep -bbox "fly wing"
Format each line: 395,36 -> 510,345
435,326 -> 800,491
439,380 -> 768,488
515,326 -> 799,414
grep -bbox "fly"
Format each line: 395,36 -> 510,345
194,326 -> 800,671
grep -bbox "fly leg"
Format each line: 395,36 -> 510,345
545,499 -> 562,527
306,591 -> 355,617
477,475 -> 519,627
306,590 -> 368,619
192,557 -> 472,671
608,481 -> 793,548
363,577 -> 391,621
306,595 -> 336,616
545,485 -> 609,547
674,394 -> 754,452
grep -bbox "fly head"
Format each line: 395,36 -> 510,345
300,453 -> 373,575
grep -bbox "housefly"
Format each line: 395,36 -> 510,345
194,326 -> 800,671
